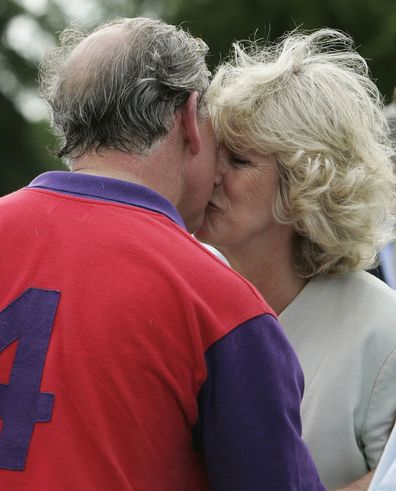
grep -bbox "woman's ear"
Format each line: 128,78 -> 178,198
181,92 -> 201,155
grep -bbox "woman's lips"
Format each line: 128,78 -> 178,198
207,201 -> 221,211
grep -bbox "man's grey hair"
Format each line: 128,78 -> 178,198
39,17 -> 211,165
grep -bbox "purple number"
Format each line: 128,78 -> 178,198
0,288 -> 60,470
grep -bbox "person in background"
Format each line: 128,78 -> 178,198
368,88 -> 396,287
0,17 -> 324,491
196,28 -> 396,491
368,423 -> 396,491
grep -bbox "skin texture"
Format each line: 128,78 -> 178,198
198,145 -> 281,250
196,144 -> 306,314
334,470 -> 374,491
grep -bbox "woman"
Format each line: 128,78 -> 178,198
196,29 -> 396,490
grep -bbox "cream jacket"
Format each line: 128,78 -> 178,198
280,271 -> 396,490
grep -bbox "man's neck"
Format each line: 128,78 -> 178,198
72,147 -> 183,209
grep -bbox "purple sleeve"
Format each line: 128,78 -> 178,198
197,314 -> 326,491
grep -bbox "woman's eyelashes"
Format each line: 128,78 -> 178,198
228,153 -> 251,168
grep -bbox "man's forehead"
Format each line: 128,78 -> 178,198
63,25 -> 130,89
68,25 -> 127,64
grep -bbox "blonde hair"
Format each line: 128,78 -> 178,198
208,28 -> 396,277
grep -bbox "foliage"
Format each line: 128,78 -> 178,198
165,0 -> 396,100
1,0 -> 396,195
0,0 -> 140,194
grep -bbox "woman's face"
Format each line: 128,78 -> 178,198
196,144 -> 289,253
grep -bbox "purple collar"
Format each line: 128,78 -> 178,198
28,171 -> 186,229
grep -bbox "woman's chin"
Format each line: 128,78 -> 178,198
194,226 -> 210,242
194,215 -> 226,248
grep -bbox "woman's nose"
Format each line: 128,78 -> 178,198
214,148 -> 229,186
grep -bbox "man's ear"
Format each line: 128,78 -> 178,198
181,92 -> 201,155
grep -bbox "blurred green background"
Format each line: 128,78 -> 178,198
1,0 -> 396,195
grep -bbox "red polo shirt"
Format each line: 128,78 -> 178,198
0,172 -> 324,491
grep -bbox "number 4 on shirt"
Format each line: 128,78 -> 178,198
0,288 -> 60,471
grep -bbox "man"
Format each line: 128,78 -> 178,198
0,18 -> 324,490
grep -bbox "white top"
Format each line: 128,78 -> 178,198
369,423 -> 396,491
279,271 -> 396,490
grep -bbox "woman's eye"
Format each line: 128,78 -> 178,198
229,155 -> 250,167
